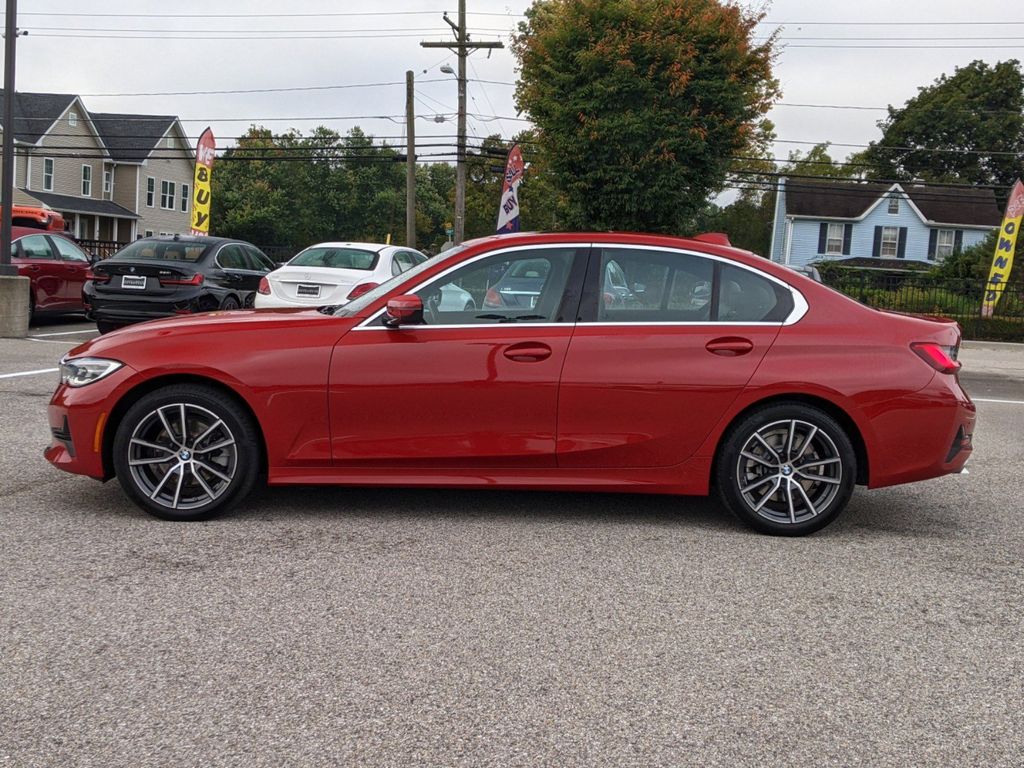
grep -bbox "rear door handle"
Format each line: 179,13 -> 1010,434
27,265 -> 40,272
706,337 -> 754,356
503,341 -> 552,362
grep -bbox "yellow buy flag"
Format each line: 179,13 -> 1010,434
982,179 -> 1024,318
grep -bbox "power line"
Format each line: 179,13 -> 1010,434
30,32 -> 507,41
77,79 -> 450,97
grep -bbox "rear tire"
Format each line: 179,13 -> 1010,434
715,403 -> 856,536
112,384 -> 261,521
220,296 -> 240,311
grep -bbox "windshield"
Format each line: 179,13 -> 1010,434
110,240 -> 209,262
334,245 -> 469,317
290,246 -> 380,270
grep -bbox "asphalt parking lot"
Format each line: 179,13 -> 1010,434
2,316 -> 1022,767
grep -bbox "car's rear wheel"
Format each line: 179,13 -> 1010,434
221,296 -> 240,311
716,403 -> 856,536
112,384 -> 260,521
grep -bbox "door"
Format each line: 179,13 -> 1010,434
48,235 -> 91,309
213,243 -> 265,296
14,234 -> 63,311
557,247 -> 794,468
329,245 -> 588,468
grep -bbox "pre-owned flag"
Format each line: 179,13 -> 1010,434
982,179 -> 1024,318
496,144 -> 524,234
189,127 -> 216,236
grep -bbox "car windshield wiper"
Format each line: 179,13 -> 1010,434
475,313 -> 547,323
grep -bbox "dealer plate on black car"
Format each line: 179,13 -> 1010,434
296,284 -> 321,298
121,275 -> 147,290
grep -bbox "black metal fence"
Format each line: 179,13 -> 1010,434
76,239 -> 126,260
820,268 -> 1024,342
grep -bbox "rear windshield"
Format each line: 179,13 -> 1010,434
289,247 -> 380,270
110,240 -> 209,263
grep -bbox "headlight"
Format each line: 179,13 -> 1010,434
59,357 -> 123,388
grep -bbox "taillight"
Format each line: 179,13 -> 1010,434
485,287 -> 502,307
911,342 -> 961,374
85,269 -> 110,284
258,277 -> 271,295
346,281 -> 379,300
159,273 -> 204,287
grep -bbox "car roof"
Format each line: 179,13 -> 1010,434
11,225 -> 73,240
300,241 -> 397,251
141,235 -> 239,245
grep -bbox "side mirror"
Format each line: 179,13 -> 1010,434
384,294 -> 424,328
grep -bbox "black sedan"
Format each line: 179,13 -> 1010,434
84,236 -> 275,333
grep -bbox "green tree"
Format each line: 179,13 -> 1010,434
512,0 -> 779,232
860,60 -> 1024,190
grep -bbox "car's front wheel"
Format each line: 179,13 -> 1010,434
716,403 -> 856,536
112,384 -> 261,521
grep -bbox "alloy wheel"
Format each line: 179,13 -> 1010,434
734,419 -> 843,525
127,402 -> 238,511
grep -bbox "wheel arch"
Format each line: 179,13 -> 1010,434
102,374 -> 268,480
711,393 -> 870,486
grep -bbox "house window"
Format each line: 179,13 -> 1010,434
160,180 -> 176,209
826,223 -> 845,254
68,111 -> 78,127
880,226 -> 899,257
43,158 -> 54,191
103,170 -> 112,195
936,229 -> 956,259
81,165 -> 92,197
146,177 -> 155,207
888,194 -> 900,215
180,183 -> 190,212
144,230 -> 154,238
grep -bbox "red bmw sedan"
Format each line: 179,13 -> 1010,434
45,232 -> 975,535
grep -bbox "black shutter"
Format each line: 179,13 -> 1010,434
872,226 -> 882,258
928,230 -> 938,260
818,223 -> 828,254
954,230 -> 964,254
897,227 -> 908,259
842,224 -> 853,255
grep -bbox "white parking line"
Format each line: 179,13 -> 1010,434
0,368 -> 59,380
974,397 -> 1024,405
30,329 -> 98,338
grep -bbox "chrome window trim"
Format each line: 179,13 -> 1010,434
353,242 -> 808,330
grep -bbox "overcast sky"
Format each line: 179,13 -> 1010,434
9,0 -> 1024,168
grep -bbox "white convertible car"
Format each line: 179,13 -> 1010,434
255,242 -> 477,310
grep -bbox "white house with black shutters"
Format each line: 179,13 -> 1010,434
769,178 -> 1001,268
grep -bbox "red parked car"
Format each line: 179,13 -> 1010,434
45,232 -> 975,535
11,225 -> 92,316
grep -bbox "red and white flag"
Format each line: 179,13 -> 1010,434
496,144 -> 525,234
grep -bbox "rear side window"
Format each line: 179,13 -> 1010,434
596,249 -> 714,322
290,247 -> 379,270
717,264 -> 793,323
217,244 -> 247,270
111,240 -> 208,262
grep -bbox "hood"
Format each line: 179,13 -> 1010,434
68,308 -> 349,359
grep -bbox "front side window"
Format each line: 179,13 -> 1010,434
411,247 -> 578,325
595,248 -> 714,322
146,177 -> 155,207
17,235 -> 56,259
880,226 -> 899,257
43,158 -> 54,191
49,236 -> 89,262
246,246 -> 275,272
825,223 -> 845,255
936,229 -> 956,259
81,165 -> 92,197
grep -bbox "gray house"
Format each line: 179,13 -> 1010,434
0,90 -> 195,243
770,178 -> 1001,268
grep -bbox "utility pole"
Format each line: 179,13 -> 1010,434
421,0 -> 503,245
405,70 -> 416,249
1,0 -> 21,276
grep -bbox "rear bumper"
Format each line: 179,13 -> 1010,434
84,287 -> 211,326
867,372 -> 976,488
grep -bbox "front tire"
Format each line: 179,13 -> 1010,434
112,384 -> 261,521
715,403 -> 856,536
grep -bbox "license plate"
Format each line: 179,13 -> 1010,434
296,284 -> 321,298
121,275 -> 147,290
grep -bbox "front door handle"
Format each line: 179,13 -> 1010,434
503,341 -> 552,362
706,337 -> 754,356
